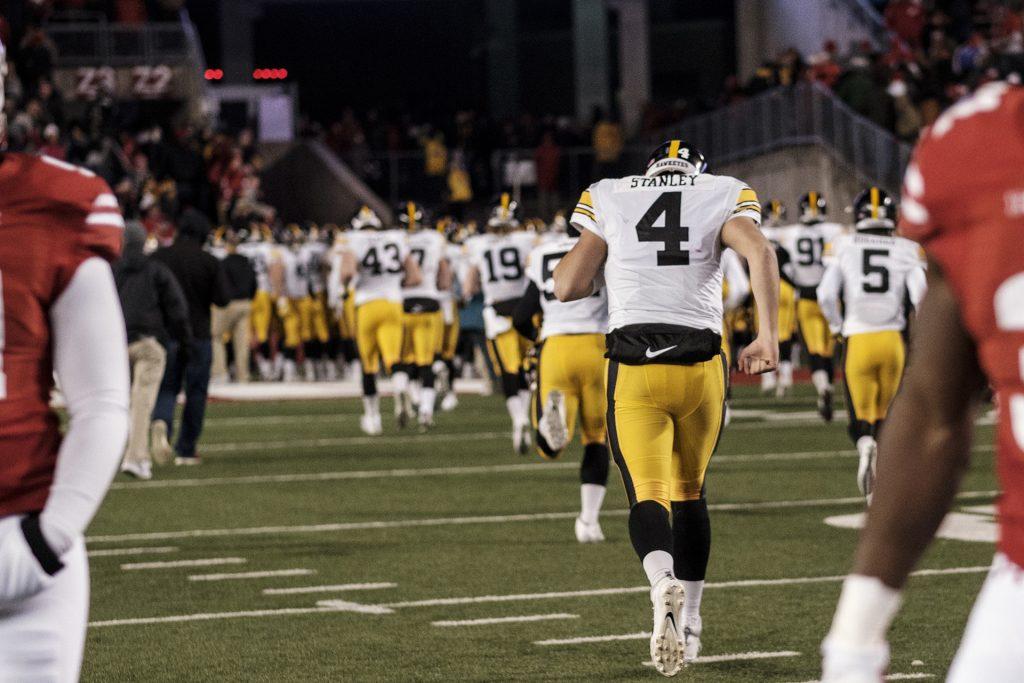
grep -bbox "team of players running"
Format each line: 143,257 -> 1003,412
2,83 -> 1022,682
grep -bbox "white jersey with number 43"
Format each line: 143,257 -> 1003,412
343,229 -> 409,306
572,173 -> 761,333
817,232 -> 927,336
525,236 -> 608,340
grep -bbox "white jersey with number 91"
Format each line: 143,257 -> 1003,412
571,173 -> 761,333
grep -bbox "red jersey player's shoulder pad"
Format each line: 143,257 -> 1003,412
29,155 -> 125,261
899,83 -> 1024,243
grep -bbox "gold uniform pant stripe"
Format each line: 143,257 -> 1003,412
843,330 -> 905,425
532,334 -> 607,457
401,311 -> 444,366
487,326 -> 530,376
796,299 -> 835,357
356,300 -> 404,374
250,290 -> 274,344
606,355 -> 727,510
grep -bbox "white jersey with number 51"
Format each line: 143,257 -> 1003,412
571,173 -> 761,333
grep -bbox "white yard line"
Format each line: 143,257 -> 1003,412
188,569 -> 315,582
787,674 -> 934,683
263,582 -> 397,595
86,491 -> 999,544
641,650 -> 801,664
88,606 -> 343,628
201,432 -> 509,455
535,632 -> 650,646
121,557 -> 246,571
88,546 -> 177,558
433,613 -> 578,627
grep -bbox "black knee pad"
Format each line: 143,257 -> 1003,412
362,372 -> 377,397
282,346 -> 297,361
581,443 -> 610,486
628,500 -> 673,560
671,498 -> 711,581
259,341 -> 271,358
419,365 -> 435,389
779,339 -> 793,359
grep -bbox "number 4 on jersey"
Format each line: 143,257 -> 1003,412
636,192 -> 690,266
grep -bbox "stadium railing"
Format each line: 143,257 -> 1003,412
346,82 -> 912,211
47,22 -> 191,67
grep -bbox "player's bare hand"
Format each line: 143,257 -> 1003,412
738,335 -> 779,375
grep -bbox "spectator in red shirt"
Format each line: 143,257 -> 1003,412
885,0 -> 927,48
534,130 -> 561,219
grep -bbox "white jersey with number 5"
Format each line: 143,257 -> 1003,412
525,236 -> 608,340
816,232 -> 927,336
571,173 -> 761,333
342,229 -> 409,306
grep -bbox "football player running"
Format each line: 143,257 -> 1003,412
330,206 -> 422,435
759,201 -> 798,397
554,140 -> 779,676
816,187 -> 926,499
236,222 -> 278,380
464,194 -> 538,454
512,223 -> 610,543
0,38 -> 131,676
435,219 -> 464,412
822,82 -> 1024,683
394,202 -> 452,431
778,192 -> 845,419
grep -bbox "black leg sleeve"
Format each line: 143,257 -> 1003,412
628,501 -> 673,561
580,443 -> 610,486
672,498 -> 711,582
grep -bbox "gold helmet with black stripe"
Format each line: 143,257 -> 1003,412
798,191 -> 827,224
853,186 -> 897,233
645,139 -> 707,177
486,192 -> 521,232
397,201 -> 427,231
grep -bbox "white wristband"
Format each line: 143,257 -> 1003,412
827,574 -> 903,645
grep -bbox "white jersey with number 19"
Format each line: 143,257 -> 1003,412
571,173 -> 761,333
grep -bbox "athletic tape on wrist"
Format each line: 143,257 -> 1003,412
20,513 -> 65,576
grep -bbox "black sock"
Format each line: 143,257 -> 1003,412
628,500 -> 673,561
501,372 -> 519,399
671,498 -> 711,581
848,419 -> 873,443
362,372 -> 377,397
779,339 -> 793,360
419,365 -> 435,390
259,341 -> 271,359
580,443 -> 609,486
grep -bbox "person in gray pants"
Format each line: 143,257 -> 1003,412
113,222 -> 192,479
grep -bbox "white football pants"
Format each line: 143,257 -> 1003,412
0,516 -> 89,683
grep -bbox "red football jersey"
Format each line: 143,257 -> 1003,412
900,82 -> 1024,568
0,153 -> 123,518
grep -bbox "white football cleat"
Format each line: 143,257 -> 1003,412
360,413 -> 382,436
574,517 -> 604,543
682,615 -> 702,664
857,436 -> 877,499
649,578 -> 685,677
538,391 -> 570,452
121,460 -> 152,480
150,421 -> 173,466
440,392 -> 458,412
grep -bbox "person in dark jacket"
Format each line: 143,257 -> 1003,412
210,228 -> 257,383
114,221 -> 192,480
151,207 -> 230,465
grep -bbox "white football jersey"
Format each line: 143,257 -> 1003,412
403,229 -> 447,301
237,240 -> 273,292
572,172 -> 761,333
342,229 -> 409,306
777,221 -> 845,289
817,232 -> 927,336
299,241 -> 328,295
525,236 -> 608,340
280,248 -> 309,299
466,231 -> 536,306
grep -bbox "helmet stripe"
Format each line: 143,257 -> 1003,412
668,140 -> 681,159
870,187 -> 880,219
809,191 -> 818,216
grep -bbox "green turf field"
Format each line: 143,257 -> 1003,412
81,385 -> 998,682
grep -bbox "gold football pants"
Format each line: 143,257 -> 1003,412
797,298 -> 835,357
607,356 -> 727,510
401,311 -> 444,367
356,300 -> 404,374
844,330 -> 905,425
487,326 -> 531,377
250,290 -> 273,344
532,334 -> 607,457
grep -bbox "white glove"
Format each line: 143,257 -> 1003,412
0,515 -> 64,605
821,635 -> 889,683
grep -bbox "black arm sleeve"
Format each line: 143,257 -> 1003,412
155,262 -> 193,345
512,281 -> 543,342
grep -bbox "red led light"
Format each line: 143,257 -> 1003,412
204,68 -> 223,81
252,68 -> 288,80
